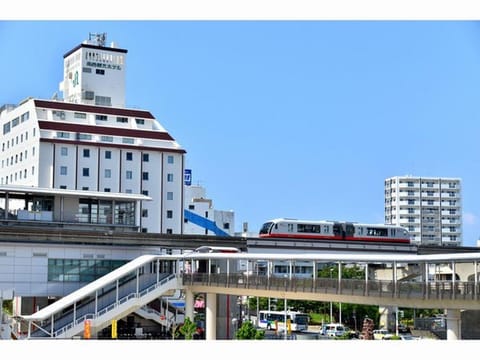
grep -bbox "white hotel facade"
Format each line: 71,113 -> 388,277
0,34 -> 186,234
384,176 -> 462,246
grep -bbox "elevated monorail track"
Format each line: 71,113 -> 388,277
247,237 -> 418,254
0,222 -> 478,255
0,223 -> 247,250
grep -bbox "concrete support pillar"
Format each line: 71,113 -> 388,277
446,309 -> 461,340
205,292 -> 217,340
184,289 -> 194,323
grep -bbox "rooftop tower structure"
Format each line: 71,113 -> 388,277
59,32 -> 127,108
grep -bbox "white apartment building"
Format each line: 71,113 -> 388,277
0,33 -> 186,234
183,184 -> 234,236
384,176 -> 462,246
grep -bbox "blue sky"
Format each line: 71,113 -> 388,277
2,19 -> 480,246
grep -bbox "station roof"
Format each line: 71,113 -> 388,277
0,185 -> 151,201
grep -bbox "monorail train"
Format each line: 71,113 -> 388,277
259,218 -> 411,244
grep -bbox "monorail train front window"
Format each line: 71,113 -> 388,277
366,227 -> 388,237
259,222 -> 274,235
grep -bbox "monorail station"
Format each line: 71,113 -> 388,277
11,250 -> 480,341
0,184 -> 480,340
0,185 -> 149,231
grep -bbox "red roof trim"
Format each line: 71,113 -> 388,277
38,120 -> 176,141
40,138 -> 186,154
34,100 -> 155,119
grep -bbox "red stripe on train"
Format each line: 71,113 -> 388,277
259,233 -> 410,243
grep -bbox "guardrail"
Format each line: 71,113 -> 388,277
182,273 -> 480,303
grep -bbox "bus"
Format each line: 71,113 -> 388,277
258,310 -> 309,332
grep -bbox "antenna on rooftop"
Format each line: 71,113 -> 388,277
89,32 -> 107,47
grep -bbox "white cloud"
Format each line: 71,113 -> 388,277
463,212 -> 477,225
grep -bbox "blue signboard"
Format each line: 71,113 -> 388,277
184,169 -> 192,186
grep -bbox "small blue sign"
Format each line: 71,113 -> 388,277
184,169 -> 192,186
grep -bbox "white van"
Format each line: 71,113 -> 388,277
322,323 -> 346,337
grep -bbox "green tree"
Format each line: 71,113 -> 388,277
178,317 -> 198,340
235,320 -> 265,339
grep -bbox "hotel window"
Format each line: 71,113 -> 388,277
60,166 -> 67,175
105,150 -> 111,159
105,169 -> 111,178
95,96 -> 111,106
82,187 -> 89,191
143,153 -> 149,162
104,188 -> 111,192
60,185 -> 67,189
126,171 -> 133,179
3,122 -> 10,135
166,210 -> 173,219
52,111 -> 66,120
167,173 -> 173,182
101,136 -> 113,142
21,111 -> 29,122
61,147 -> 68,156
83,149 -> 90,158
135,118 -> 144,125
74,112 -> 87,119
142,209 -> 148,217
167,192 -> 173,200
77,133 -> 92,140
122,138 -> 134,144
57,132 -> 70,139
142,172 -> 149,181
142,190 -> 149,196
167,155 -> 174,164
82,168 -> 90,177
96,69 -> 105,75
126,152 -> 133,161
116,117 -> 128,123
96,115 -> 107,121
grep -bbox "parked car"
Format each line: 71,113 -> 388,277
373,329 -> 390,340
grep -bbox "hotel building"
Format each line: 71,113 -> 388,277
0,33 -> 186,234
